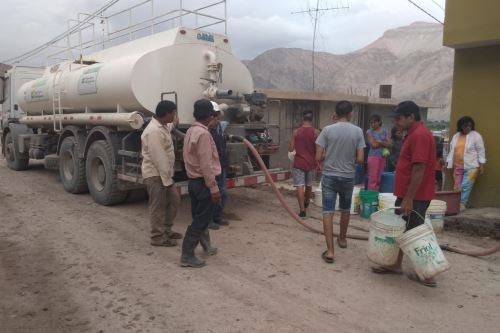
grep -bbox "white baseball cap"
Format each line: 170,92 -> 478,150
211,101 -> 226,117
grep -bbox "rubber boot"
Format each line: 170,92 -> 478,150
200,229 -> 218,256
180,226 -> 206,268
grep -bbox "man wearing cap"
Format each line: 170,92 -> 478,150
371,101 -> 438,287
141,100 -> 183,247
208,101 -> 231,230
181,99 -> 222,268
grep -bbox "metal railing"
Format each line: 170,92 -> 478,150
5,0 -> 227,66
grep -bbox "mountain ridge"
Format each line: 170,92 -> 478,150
243,22 -> 453,120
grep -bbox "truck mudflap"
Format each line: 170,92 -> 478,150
117,169 -> 291,195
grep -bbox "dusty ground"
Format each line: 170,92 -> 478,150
1,159 -> 499,333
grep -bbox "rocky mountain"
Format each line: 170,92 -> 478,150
243,22 -> 453,120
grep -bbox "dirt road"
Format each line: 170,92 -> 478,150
1,159 -> 499,333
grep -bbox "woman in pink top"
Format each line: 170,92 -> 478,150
288,111 -> 320,217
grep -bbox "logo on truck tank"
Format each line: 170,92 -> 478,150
197,33 -> 215,42
25,78 -> 49,103
78,64 -> 103,95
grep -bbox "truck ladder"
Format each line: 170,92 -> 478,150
51,69 -> 65,132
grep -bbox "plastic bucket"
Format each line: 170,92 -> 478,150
379,172 -> 395,193
426,200 -> 447,233
378,193 -> 397,210
331,186 -> 361,214
367,209 -> 406,266
314,188 -> 323,207
397,223 -> 450,280
360,190 -> 379,219
351,187 -> 361,214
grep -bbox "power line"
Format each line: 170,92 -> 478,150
2,0 -> 120,64
407,0 -> 443,25
429,0 -> 444,11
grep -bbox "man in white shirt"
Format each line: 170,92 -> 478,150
141,100 -> 182,247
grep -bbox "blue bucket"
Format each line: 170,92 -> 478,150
380,172 -> 395,193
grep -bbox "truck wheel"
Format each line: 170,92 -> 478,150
4,132 -> 29,171
59,136 -> 88,194
85,140 -> 127,206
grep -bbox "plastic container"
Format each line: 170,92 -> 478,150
435,191 -> 460,216
367,209 -> 407,266
352,186 -> 361,214
355,164 -> 364,185
426,200 -> 447,233
379,172 -> 395,193
324,186 -> 362,214
360,190 -> 379,219
314,188 -> 323,207
397,223 -> 450,280
378,193 -> 397,210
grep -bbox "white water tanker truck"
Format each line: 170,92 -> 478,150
0,27 -> 284,205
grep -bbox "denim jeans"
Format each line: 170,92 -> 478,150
321,175 -> 354,214
213,169 -> 227,223
188,178 -> 215,231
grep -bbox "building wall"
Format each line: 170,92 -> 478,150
267,100 -> 400,171
444,0 -> 500,48
448,45 -> 500,207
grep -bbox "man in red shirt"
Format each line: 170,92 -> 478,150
372,101 -> 438,287
288,111 -> 320,217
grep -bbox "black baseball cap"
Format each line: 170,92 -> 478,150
392,100 -> 420,117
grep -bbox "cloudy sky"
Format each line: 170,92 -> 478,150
0,0 -> 445,64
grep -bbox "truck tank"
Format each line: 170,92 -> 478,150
17,27 -> 254,123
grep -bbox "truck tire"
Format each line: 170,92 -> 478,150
59,136 -> 88,194
4,132 -> 29,171
85,140 -> 127,206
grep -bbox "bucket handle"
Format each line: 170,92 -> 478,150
373,207 -> 426,230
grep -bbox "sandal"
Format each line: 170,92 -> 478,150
321,251 -> 334,264
338,238 -> 347,249
371,266 -> 403,275
407,273 -> 437,288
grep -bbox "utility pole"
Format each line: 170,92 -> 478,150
292,1 -> 349,91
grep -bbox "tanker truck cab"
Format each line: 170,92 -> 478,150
1,66 -> 45,170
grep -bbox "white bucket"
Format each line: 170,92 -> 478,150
378,193 -> 397,210
426,200 -> 447,233
367,209 -> 407,266
334,186 -> 362,214
314,188 -> 323,207
397,223 -> 450,280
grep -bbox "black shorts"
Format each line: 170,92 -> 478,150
395,198 -> 430,231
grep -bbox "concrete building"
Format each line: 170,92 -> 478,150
260,89 -> 432,170
443,1 -> 500,207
